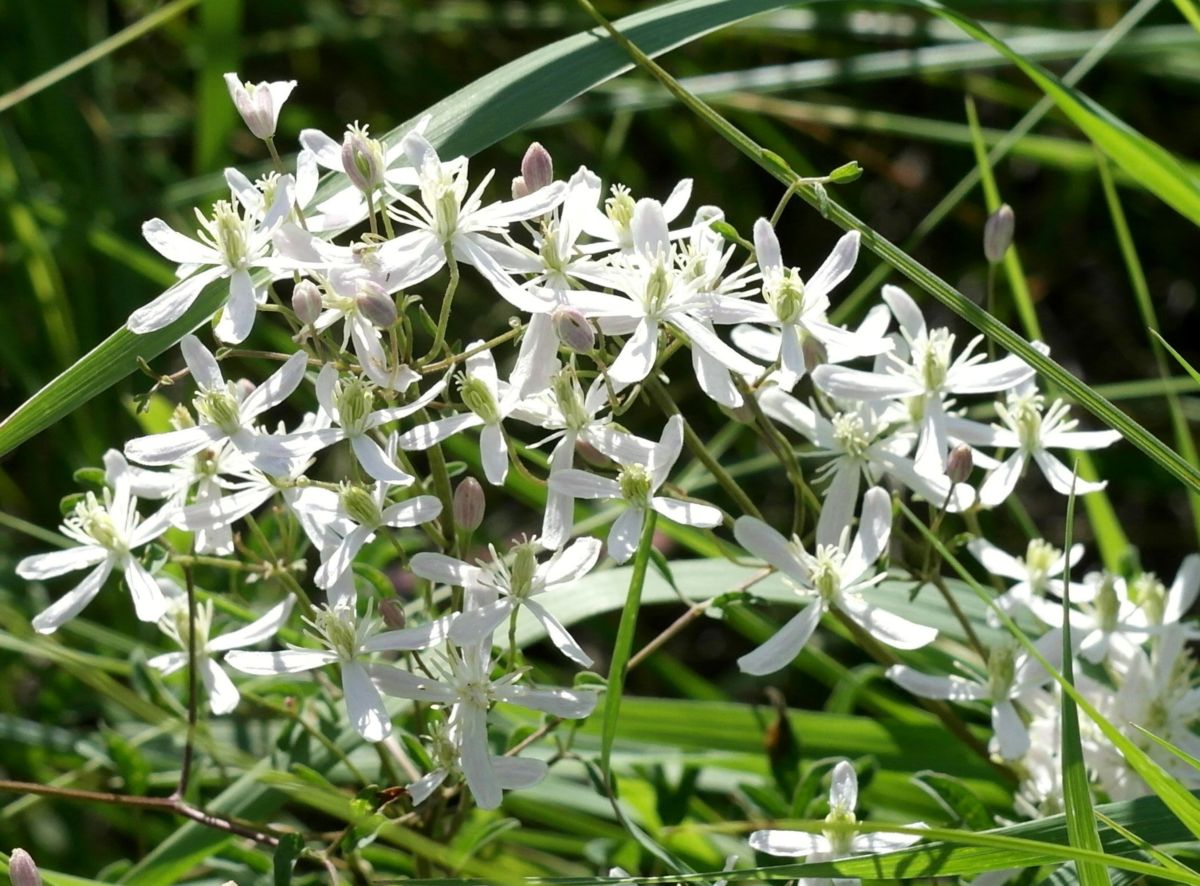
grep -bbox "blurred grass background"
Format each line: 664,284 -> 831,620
1,0 -> 1199,876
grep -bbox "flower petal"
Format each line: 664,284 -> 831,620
124,559 -> 168,623
203,660 -> 242,715
840,596 -> 937,650
342,661 -> 391,742
18,545 -> 107,580
606,507 -> 644,564
224,648 -> 337,675
209,597 -> 295,652
737,602 -> 824,676
651,496 -> 722,528
887,665 -> 987,701
31,561 -> 113,634
524,598 -> 593,667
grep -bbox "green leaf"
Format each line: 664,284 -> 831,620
912,771 -> 995,831
272,833 -> 302,886
1150,329 -> 1200,388
0,0 -> 794,461
1057,485 -> 1110,886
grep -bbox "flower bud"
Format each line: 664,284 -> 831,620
511,176 -> 530,200
292,279 -> 322,326
356,281 -> 398,328
801,335 -> 828,371
341,123 -> 385,193
827,160 -> 862,184
380,598 -> 407,630
984,204 -> 1014,264
10,849 -> 41,886
223,74 -> 294,141
553,306 -> 595,353
576,439 -> 613,469
234,378 -> 256,402
453,477 -> 485,532
520,142 -> 554,193
946,445 -> 973,484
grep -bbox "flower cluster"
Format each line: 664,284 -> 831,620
15,72 -> 1192,878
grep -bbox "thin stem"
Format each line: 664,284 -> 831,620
421,325 -> 522,373
173,564 -> 199,801
429,247 -> 460,358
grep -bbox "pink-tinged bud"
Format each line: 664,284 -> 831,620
292,279 -> 322,326
946,445 -> 974,484
520,142 -> 554,193
453,477 -> 485,532
234,378 -> 256,401
380,598 -> 406,630
356,281 -> 398,328
553,306 -> 595,353
984,204 -> 1014,264
802,336 -> 828,370
341,123 -> 385,193
511,176 -> 530,200
223,73 -> 294,141
10,848 -> 41,886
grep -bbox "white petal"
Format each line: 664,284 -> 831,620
1041,428 -> 1123,450
752,218 -> 782,276
748,829 -> 827,858
18,545 -> 107,580
991,699 -> 1029,760
1032,450 -> 1107,496
649,414 -> 684,491
480,423 -> 510,486
458,703 -> 502,810
607,318 -> 658,386
147,651 -> 188,676
224,648 -> 337,675
733,516 -> 808,582
812,365 -> 923,401
855,830 -> 925,853
886,665 -> 987,701
978,452 -> 1026,508
607,507 -> 644,564
397,413 -> 483,451
32,560 -> 113,634
881,285 -> 925,339
343,661 -> 391,742
214,269 -> 258,344
407,768 -> 448,806
127,268 -> 223,334
241,350 -> 309,418
448,599 -> 513,647
540,537 -> 602,586
844,486 -> 892,582
829,760 -> 858,814
209,597 -> 295,652
631,199 -> 669,256
966,537 -> 1027,581
491,756 -> 548,791
125,425 -> 219,466
549,469 -> 620,501
804,231 -> 859,303
299,127 -> 342,169
661,178 -> 693,222
180,333 -> 224,389
410,553 -> 482,588
540,436 -> 578,550
494,684 -> 598,719
1166,554 -> 1200,624
124,559 -> 168,623
351,434 -> 414,485
950,353 -> 1035,394
840,596 -> 937,650
381,495 -> 443,529
315,525 -> 373,590
737,602 -> 824,676
367,663 -> 456,704
816,461 -> 861,551
524,598 -> 593,667
651,496 -> 722,528
142,218 -> 220,265
203,660 -> 242,715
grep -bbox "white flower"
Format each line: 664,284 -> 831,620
397,344 -> 536,486
124,336 -> 312,478
812,286 -> 1035,478
407,715 -> 546,806
128,175 -> 300,343
18,451 -> 175,633
733,487 -> 935,675
292,479 -> 442,590
1026,571 -> 1149,665
549,415 -> 722,563
949,379 -> 1121,507
578,178 -> 692,254
225,601 -> 454,741
750,760 -> 924,874
382,132 -> 567,304
1125,555 -> 1200,629
758,390 -> 973,543
149,585 -> 294,715
223,73 -> 294,140
967,537 -> 1091,625
888,635 -> 1060,760
371,643 -> 597,809
411,536 -> 602,666
739,220 -> 889,388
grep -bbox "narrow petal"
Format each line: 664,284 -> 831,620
315,525 -> 374,589
737,602 -> 824,676
352,434 -> 414,485
887,665 -> 987,701
649,414 -> 684,491
124,559 -> 168,623
125,425 -> 219,466
815,461 -> 861,551
1166,554 -> 1200,624
524,598 -> 593,667
540,537 -> 603,586
407,769 -> 449,807
224,649 -> 337,675
342,661 -> 391,742
1032,449 -> 1107,496
204,660 -> 242,715
367,663 -> 456,704
840,596 -> 937,650
492,756 -> 548,791
881,285 -> 926,339
127,268 -> 223,334
448,599 -> 513,647
812,365 -> 923,401
1041,429 -> 1123,450
381,495 -> 443,529
734,516 -> 808,582
147,651 -> 187,676
241,350 -> 309,419
142,218 -> 220,265
398,413 -> 483,451
480,423 -> 510,486
214,269 -> 258,344
208,597 -> 295,652
748,829 -> 826,858
752,218 -> 782,276
829,761 -> 858,814
494,684 -> 598,718
410,552 -> 482,588
181,334 -> 224,390
549,470 -> 620,501
458,703 -> 502,810
978,452 -> 1026,508
843,486 -> 892,582
804,231 -> 859,303
991,699 -> 1030,760
32,561 -> 114,634
950,353 -> 1035,394
651,496 -> 722,528
607,318 -> 658,386
607,507 -> 644,564
18,545 -> 107,580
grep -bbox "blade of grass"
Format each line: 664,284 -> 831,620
1093,809 -> 1194,877
1096,151 -> 1200,548
578,0 -> 1200,498
963,94 -> 1128,570
1057,478 -> 1110,886
192,0 -> 240,173
1150,330 -> 1200,387
1171,0 -> 1200,34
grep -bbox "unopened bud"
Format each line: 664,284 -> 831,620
234,378 -> 256,401
224,74 -> 294,141
453,477 -> 485,532
171,403 -> 196,430
341,123 -> 385,193
10,848 -> 41,886
801,336 -> 828,371
380,598 -> 407,630
511,176 -> 530,200
946,445 -> 973,484
292,279 -> 322,326
356,281 -> 398,328
984,204 -> 1014,264
553,306 -> 595,353
828,160 -> 862,184
520,142 -> 554,193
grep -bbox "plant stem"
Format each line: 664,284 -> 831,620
173,563 -> 199,802
428,247 -> 459,359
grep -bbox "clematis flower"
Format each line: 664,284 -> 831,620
549,415 -> 722,563
411,536 -> 602,666
407,714 -> 547,806
888,635 -> 1060,760
948,378 -> 1122,507
1026,570 -> 1151,665
1125,555 -> 1200,630
967,536 -> 1092,624
225,601 -> 454,741
223,73 -> 294,141
733,487 -> 936,675
578,177 -> 693,254
750,759 -> 924,870
372,642 -> 597,810
149,586 -> 294,715
124,336 -> 312,478
18,451 -> 175,633
812,286 -> 1035,479
128,175 -> 300,343
738,220 -> 890,389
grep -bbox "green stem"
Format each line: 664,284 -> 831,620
429,247 -> 460,359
